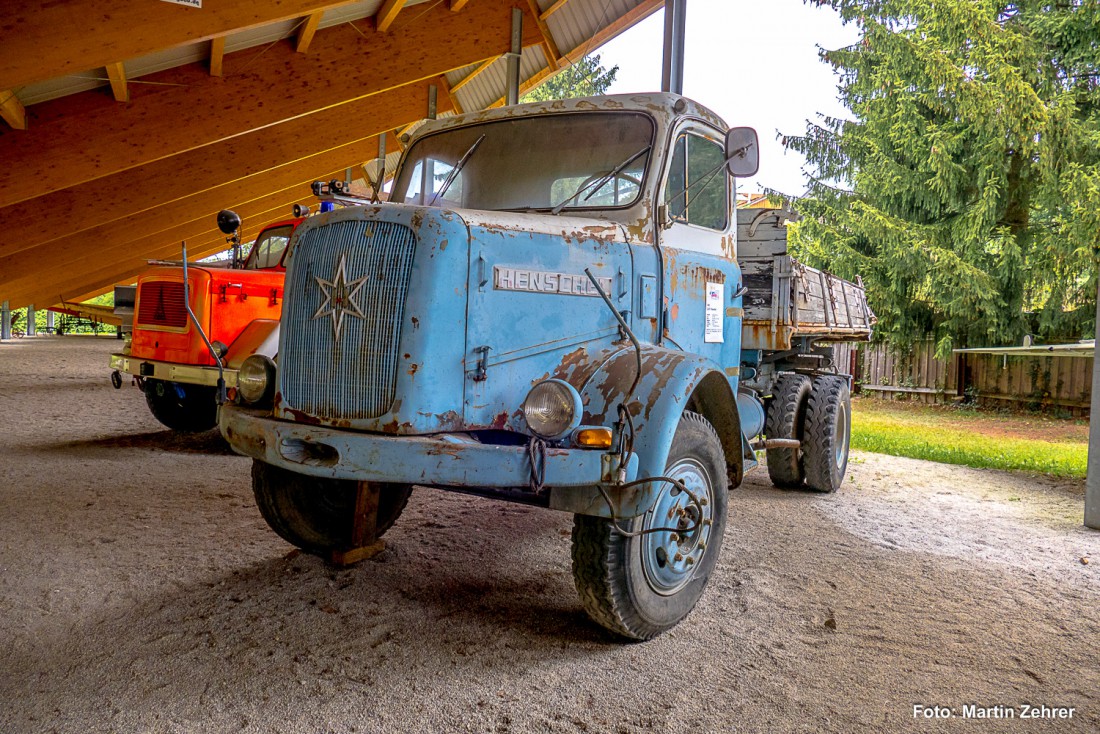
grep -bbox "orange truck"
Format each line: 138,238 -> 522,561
110,211 -> 303,431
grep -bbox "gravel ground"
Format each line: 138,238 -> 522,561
2,336 -> 1099,734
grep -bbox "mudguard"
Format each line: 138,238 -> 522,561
549,343 -> 748,518
225,319 -> 280,369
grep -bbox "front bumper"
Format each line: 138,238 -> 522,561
220,405 -> 647,518
111,353 -> 236,388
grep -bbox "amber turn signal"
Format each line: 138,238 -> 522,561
573,427 -> 613,449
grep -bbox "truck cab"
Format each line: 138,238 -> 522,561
111,216 -> 303,431
220,94 -> 866,639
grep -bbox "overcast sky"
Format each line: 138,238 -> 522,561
594,0 -> 861,196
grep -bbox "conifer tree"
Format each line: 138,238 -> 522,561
521,54 -> 619,103
783,0 -> 1100,354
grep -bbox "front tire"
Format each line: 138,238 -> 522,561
802,376 -> 851,493
571,412 -> 729,640
251,461 -> 412,555
143,378 -> 218,432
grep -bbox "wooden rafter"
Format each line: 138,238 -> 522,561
527,0 -> 561,64
0,90 -> 26,130
209,36 -> 226,77
0,0 -> 364,91
375,0 -> 405,32
437,74 -> 464,115
539,0 -> 570,21
296,11 -> 324,52
450,0 -> 472,10
0,79 -> 454,264
105,62 -> 129,102
0,1 -> 543,210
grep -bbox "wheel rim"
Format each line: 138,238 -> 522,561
640,458 -> 715,596
834,399 -> 849,469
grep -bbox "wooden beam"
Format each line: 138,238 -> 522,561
450,56 -> 501,94
0,1 -> 543,210
437,74 -> 464,116
105,62 -> 129,103
539,0 -> 570,21
0,90 -> 26,130
0,85 -> 456,296
526,0 -> 561,64
0,79 -> 451,260
210,36 -> 226,77
0,0 -> 365,91
450,0 -> 473,11
375,0 -> 405,32
296,12 -> 324,53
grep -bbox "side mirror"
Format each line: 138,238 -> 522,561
216,209 -> 241,235
725,127 -> 759,178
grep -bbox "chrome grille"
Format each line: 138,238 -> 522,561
136,281 -> 187,328
280,220 -> 416,420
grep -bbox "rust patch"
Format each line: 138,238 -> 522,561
411,316 -> 420,329
407,364 -> 419,377
670,303 -> 679,321
490,411 -> 510,430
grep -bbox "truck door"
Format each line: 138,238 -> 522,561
658,124 -> 743,379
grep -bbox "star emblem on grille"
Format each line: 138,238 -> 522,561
311,254 -> 369,340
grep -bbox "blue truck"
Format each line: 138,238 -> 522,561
219,94 -> 873,640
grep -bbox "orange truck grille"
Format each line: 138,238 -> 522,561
136,281 -> 188,328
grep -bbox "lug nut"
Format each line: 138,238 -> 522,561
674,552 -> 683,562
685,556 -> 695,566
699,542 -> 706,551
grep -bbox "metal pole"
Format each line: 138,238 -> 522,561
506,7 -> 522,106
46,310 -> 55,334
1086,275 -> 1100,529
661,0 -> 686,94
26,304 -> 35,336
1,300 -> 9,340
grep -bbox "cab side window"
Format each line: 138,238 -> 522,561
664,132 -> 729,231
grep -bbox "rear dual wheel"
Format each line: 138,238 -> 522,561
765,373 -> 851,493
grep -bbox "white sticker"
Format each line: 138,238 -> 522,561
705,281 -> 724,343
159,0 -> 201,7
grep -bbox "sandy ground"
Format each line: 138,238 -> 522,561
2,336 -> 1099,734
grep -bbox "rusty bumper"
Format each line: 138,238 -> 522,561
220,405 -> 644,517
111,353 -> 236,388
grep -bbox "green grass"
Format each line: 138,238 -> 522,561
850,407 -> 1088,479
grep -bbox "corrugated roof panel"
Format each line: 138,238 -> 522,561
548,0 -> 642,58
454,45 -> 549,112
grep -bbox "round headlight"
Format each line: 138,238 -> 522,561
523,379 -> 582,440
238,354 -> 276,405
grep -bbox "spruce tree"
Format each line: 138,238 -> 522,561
521,54 -> 619,103
783,0 -> 1100,354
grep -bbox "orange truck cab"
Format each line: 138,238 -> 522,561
110,214 -> 303,431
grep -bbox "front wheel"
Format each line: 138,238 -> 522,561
571,411 -> 729,640
251,461 -> 413,556
143,378 -> 218,432
802,376 -> 851,493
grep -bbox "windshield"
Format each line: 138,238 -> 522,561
244,225 -> 294,270
391,112 -> 654,212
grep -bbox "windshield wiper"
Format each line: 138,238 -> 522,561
428,134 -> 485,207
550,145 -> 651,215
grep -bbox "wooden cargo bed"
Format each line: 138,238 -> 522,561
737,208 -> 874,352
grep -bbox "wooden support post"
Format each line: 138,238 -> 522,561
296,11 -> 324,53
105,62 -> 129,102
330,482 -> 386,565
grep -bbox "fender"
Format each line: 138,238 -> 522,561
549,343 -> 751,518
224,319 -> 280,369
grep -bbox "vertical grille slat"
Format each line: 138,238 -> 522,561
136,281 -> 188,328
279,220 -> 416,420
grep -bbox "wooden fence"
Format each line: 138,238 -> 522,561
831,340 -> 1093,415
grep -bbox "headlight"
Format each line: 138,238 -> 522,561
523,379 -> 582,440
238,354 -> 276,405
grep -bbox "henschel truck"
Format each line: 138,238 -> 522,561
218,94 -> 874,640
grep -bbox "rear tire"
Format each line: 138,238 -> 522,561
251,461 -> 412,555
802,376 -> 851,493
765,373 -> 812,488
144,378 -> 218,432
571,412 -> 728,640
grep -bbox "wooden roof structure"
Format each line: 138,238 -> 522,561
0,0 -> 663,310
